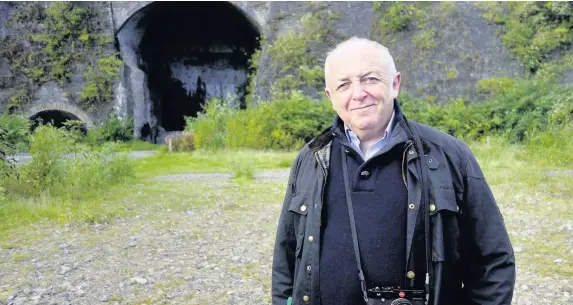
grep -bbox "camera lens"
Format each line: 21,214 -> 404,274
390,299 -> 412,305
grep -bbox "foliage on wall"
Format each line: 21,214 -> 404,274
477,2 -> 573,73
265,3 -> 342,100
1,2 -> 122,113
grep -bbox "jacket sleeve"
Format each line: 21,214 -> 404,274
459,143 -> 516,305
271,153 -> 301,305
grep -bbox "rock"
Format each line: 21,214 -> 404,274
76,289 -> 86,297
124,242 -> 136,249
130,277 -> 148,285
59,265 -> 72,275
6,295 -> 15,303
514,246 -> 523,253
554,258 -> 563,263
101,295 -> 110,302
13,297 -> 27,305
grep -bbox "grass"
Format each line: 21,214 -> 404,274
115,140 -> 163,151
468,137 -> 573,278
1,138 -> 571,281
132,149 -> 296,178
0,149 -> 296,238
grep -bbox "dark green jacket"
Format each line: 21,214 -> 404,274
271,103 -> 515,305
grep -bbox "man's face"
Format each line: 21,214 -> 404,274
325,45 -> 400,135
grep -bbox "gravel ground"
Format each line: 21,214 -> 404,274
1,172 -> 572,305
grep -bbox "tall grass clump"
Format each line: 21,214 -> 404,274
1,124 -> 134,199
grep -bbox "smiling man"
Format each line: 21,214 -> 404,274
271,37 -> 515,305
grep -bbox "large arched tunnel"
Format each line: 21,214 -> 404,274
117,1 -> 260,140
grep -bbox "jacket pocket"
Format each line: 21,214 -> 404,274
430,187 -> 460,262
288,194 -> 308,258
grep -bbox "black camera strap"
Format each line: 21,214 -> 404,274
340,119 -> 432,305
341,147 -> 369,303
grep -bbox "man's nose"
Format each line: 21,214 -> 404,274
351,82 -> 367,101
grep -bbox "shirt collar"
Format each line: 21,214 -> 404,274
344,109 -> 396,144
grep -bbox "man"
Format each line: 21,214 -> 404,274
271,37 -> 515,305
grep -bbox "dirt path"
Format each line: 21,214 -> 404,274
8,150 -> 160,165
1,172 -> 572,305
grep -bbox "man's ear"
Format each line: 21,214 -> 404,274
391,72 -> 401,99
325,87 -> 335,107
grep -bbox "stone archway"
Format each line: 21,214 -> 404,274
114,1 -> 261,143
25,103 -> 93,128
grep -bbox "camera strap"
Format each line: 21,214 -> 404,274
341,147 -> 369,303
340,120 -> 432,305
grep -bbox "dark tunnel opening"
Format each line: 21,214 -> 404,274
29,110 -> 87,133
136,1 -> 260,132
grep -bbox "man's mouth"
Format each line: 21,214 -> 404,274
351,104 -> 374,111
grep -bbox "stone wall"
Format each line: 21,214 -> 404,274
0,1 -> 570,141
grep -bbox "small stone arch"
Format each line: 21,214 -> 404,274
25,103 -> 94,128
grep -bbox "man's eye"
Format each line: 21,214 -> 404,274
364,77 -> 379,82
337,83 -> 348,90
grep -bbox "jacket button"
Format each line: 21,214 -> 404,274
360,170 -> 370,179
300,205 -> 307,212
307,265 -> 312,272
303,295 -> 310,302
429,204 -> 436,212
308,236 -> 314,242
408,204 -> 415,210
407,271 -> 415,279
409,150 -> 414,155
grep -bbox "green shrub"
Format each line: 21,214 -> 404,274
401,78 -> 573,143
1,125 -> 133,198
0,114 -> 31,152
185,96 -> 235,149
86,114 -> 133,145
0,126 -> 15,179
187,92 -> 335,151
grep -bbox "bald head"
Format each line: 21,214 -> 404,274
324,37 -> 397,90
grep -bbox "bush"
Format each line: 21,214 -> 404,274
401,78 -> 573,143
86,113 -> 133,145
1,124 -> 133,198
188,92 -> 335,151
0,126 -> 15,179
185,96 -> 235,150
0,114 -> 31,152
166,132 -> 195,152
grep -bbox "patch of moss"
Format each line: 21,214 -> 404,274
446,67 -> 459,80
413,30 -> 438,51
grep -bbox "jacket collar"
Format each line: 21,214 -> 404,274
310,99 -> 411,153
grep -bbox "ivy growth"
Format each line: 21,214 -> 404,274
266,4 -> 341,99
477,2 -> 573,73
2,2 -> 122,112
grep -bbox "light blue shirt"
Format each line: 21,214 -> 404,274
344,110 -> 395,161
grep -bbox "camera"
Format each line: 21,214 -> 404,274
365,287 -> 426,305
